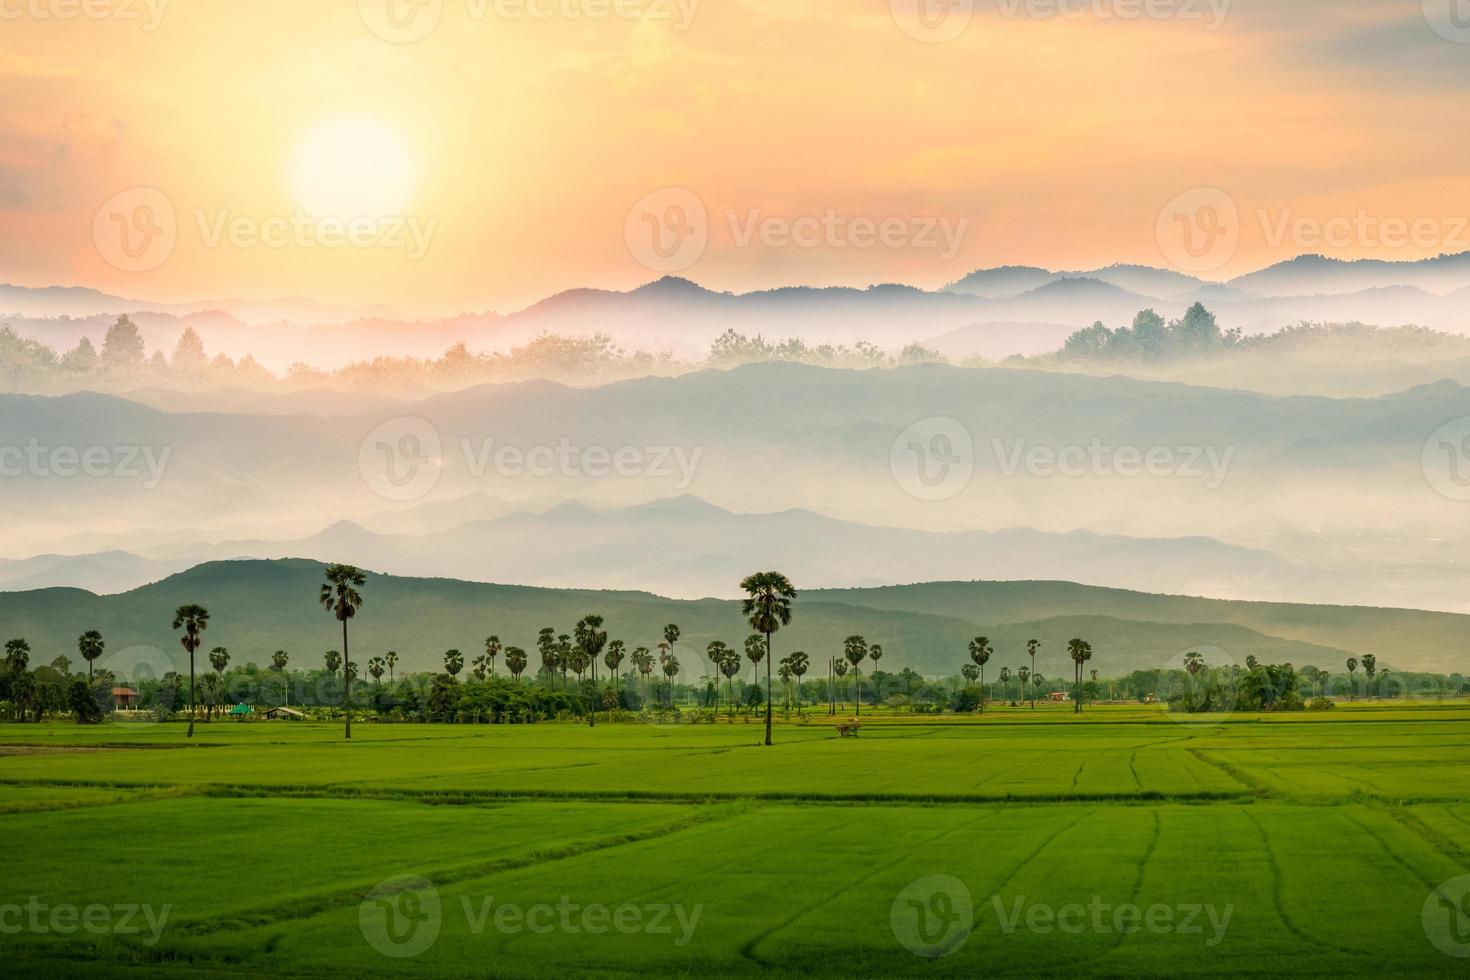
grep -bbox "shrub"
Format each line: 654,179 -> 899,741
1308,697 -> 1335,712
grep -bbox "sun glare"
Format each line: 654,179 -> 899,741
290,115 -> 415,218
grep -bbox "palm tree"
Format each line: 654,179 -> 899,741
385,651 -> 397,684
484,635 -> 501,677
968,636 -> 992,712
844,635 -> 869,717
743,634 -> 765,694
505,646 -> 527,682
1184,650 -> 1205,676
662,655 -> 680,707
272,650 -> 290,706
557,635 -> 573,690
3,638 -> 29,676
78,631 -> 104,681
171,604 -> 209,738
444,649 -> 464,677
1000,666 -> 1014,705
778,659 -> 794,716
1031,673 -> 1044,703
710,642 -> 737,716
1026,639 -> 1040,708
368,656 -> 385,687
740,571 -> 797,747
1068,638 -> 1093,714
789,650 -> 809,714
1362,654 -> 1378,700
324,650 -> 342,676
1018,665 -> 1031,704
869,643 -> 883,703
632,647 -> 654,701
663,623 -> 681,678
538,628 -> 558,687
207,646 -> 230,718
961,663 -> 979,687
319,564 -> 366,740
471,654 -> 489,681
834,658 -> 849,707
575,615 -> 608,727
1346,657 -> 1359,700
605,640 -> 627,699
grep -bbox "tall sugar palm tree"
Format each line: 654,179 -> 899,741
324,650 -> 342,677
1068,638 -> 1092,714
505,646 -> 527,682
778,659 -> 794,716
662,655 -> 680,707
368,656 -> 385,687
3,638 -> 29,676
272,650 -> 290,707
868,643 -> 883,703
711,643 -> 737,716
1361,654 -> 1378,700
1346,657 -> 1359,700
743,634 -> 765,692
789,651 -> 809,715
632,646 -> 654,701
663,623 -> 680,677
444,649 -> 464,677
319,564 -> 366,740
557,635 -> 572,690
208,646 -> 230,718
961,662 -> 979,690
740,570 -> 797,747
1026,639 -> 1040,708
834,659 -> 849,707
605,640 -> 627,700
484,635 -> 501,677
471,654 -> 489,681
171,604 -> 209,738
844,635 -> 869,717
968,636 -> 993,713
1000,665 -> 1013,705
78,630 -> 104,681
575,615 -> 608,727
1018,665 -> 1031,705
538,628 -> 558,687
385,651 -> 397,684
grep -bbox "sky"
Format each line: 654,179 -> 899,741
1,0 -> 1467,315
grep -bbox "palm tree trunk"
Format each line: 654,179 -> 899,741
342,618 -> 352,739
589,658 -> 597,728
764,632 -> 773,746
187,646 -> 196,738
855,667 -> 862,717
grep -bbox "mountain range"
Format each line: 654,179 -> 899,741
8,558 -> 1458,679
10,252 -> 1470,370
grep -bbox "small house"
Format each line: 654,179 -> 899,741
112,687 -> 139,709
263,706 -> 304,721
1047,691 -> 1068,702
228,703 -> 254,718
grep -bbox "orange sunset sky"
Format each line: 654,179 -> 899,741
1,0 -> 1467,315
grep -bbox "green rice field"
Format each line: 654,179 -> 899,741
4,703 -> 1470,977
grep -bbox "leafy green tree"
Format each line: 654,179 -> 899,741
320,564 -> 366,739
101,314 -> 147,368
171,605 -> 209,737
78,631 -> 105,680
69,677 -> 103,724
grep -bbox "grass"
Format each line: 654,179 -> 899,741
3,703 -> 1469,977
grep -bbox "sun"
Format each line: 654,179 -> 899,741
291,115 -> 415,218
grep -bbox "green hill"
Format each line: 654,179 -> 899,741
0,560 -> 1418,679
